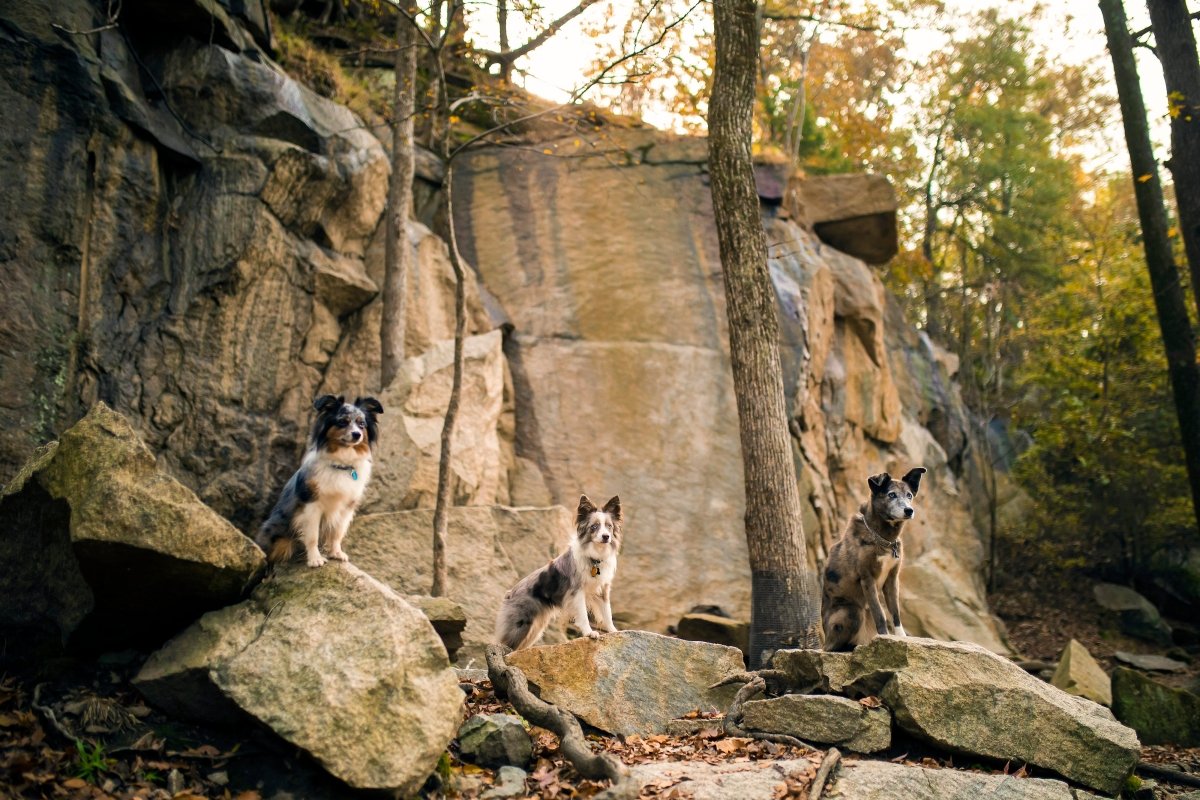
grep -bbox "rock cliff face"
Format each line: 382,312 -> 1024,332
1,0 -> 1008,650
453,134 -> 1009,650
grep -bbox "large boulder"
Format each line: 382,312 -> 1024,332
1093,583 -> 1173,646
740,694 -> 891,753
1111,667 -> 1200,746
1051,639 -> 1112,707
348,506 -> 571,662
134,562 -> 462,794
0,403 -> 264,648
772,637 -> 1139,795
505,631 -> 744,735
629,759 -> 1100,800
676,612 -> 750,657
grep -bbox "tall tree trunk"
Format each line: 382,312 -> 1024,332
380,6 -> 418,389
1148,0 -> 1200,318
1100,0 -> 1200,534
497,0 -> 511,81
429,39 -> 465,598
709,0 -> 821,667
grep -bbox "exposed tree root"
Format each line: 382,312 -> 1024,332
485,644 -> 639,800
808,747 -> 841,800
722,675 -> 816,751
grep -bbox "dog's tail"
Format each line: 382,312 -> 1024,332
265,536 -> 295,564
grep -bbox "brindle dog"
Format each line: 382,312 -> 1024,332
821,468 -> 926,651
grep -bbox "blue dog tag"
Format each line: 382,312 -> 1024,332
351,469 -> 358,481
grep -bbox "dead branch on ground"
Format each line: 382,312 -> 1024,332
484,644 -> 639,799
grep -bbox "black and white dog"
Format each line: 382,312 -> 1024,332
495,495 -> 622,650
256,395 -> 383,567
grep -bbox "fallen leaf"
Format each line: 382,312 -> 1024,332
859,696 -> 883,708
1138,173 -> 1153,182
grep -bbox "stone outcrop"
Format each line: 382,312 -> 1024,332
348,506 -> 571,662
134,562 -> 462,794
0,0 -> 486,535
452,130 -> 1010,650
0,403 -> 263,648
504,631 -> 744,735
771,637 -> 1139,795
740,694 -> 891,753
676,612 -> 750,658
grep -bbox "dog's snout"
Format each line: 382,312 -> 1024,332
600,533 -> 611,543
904,507 -> 914,518
349,429 -> 362,442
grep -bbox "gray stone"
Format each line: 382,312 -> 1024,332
740,694 -> 891,753
505,631 -> 744,736
1051,639 -> 1112,706
676,613 -> 750,658
772,637 -> 1139,795
483,766 -> 527,799
832,760 -> 1102,800
1111,667 -> 1200,746
457,714 -> 532,768
1093,583 -> 1174,646
0,404 -> 264,648
629,759 -> 1099,800
1114,651 -> 1188,673
349,506 -> 570,663
134,562 -> 462,794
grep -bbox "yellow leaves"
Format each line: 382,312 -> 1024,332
448,115 -> 460,124
542,148 -> 554,155
1137,173 -> 1153,183
1168,226 -> 1179,239
1168,90 -> 1186,119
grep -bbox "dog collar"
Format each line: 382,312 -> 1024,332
589,558 -> 602,577
859,514 -> 900,558
331,463 -> 359,481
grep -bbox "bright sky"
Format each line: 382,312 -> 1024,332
464,0 -> 1178,165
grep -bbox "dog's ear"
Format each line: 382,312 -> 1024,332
313,394 -> 342,414
602,495 -> 622,521
577,495 -> 597,522
355,396 -> 384,416
902,467 -> 927,495
868,472 -> 891,496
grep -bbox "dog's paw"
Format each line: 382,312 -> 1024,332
585,630 -> 601,640
894,625 -> 907,637
306,555 -> 328,568
329,548 -> 349,562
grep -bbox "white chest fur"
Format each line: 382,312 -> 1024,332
305,451 -> 372,510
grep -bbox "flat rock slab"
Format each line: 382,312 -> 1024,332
0,403 -> 264,648
629,759 -> 1099,800
772,637 -> 1139,795
505,631 -> 744,736
1051,639 -> 1112,706
134,562 -> 462,794
741,694 -> 891,753
1114,651 -> 1188,673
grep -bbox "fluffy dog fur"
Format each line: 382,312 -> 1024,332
495,495 -> 622,651
256,394 -> 383,567
821,467 -> 926,651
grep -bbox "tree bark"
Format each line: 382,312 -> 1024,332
709,0 -> 822,667
380,5 -> 418,389
1148,0 -> 1200,319
1100,0 -> 1200,534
